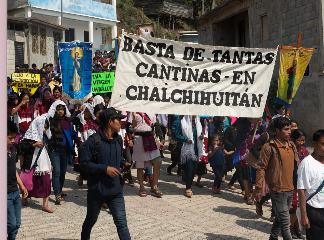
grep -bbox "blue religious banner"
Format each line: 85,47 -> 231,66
58,42 -> 93,101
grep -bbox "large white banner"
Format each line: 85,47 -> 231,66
111,34 -> 278,117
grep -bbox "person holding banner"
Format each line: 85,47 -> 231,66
130,112 -> 163,198
172,115 -> 204,198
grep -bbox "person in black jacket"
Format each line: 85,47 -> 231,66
80,107 -> 131,240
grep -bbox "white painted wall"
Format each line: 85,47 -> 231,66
93,23 -> 103,49
60,18 -> 103,48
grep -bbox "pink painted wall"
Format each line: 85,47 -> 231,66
0,1 -> 7,239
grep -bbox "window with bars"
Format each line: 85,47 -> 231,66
31,26 -> 39,54
40,28 -> 47,55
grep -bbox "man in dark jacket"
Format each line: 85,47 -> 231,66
80,108 -> 131,240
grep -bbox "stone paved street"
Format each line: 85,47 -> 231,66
17,155 -> 273,240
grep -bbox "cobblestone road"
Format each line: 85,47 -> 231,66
17,155 -> 273,240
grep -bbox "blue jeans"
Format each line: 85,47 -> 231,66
270,191 -> 293,240
50,150 -> 68,196
182,159 -> 197,190
81,191 -> 131,240
211,165 -> 223,188
7,191 -> 21,240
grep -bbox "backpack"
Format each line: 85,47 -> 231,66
79,133 -> 124,180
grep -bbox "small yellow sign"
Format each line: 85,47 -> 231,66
11,73 -> 41,95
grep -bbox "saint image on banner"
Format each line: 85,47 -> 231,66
59,41 -> 92,102
71,47 -> 83,92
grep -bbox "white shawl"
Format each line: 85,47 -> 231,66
23,114 -> 52,174
92,95 -> 105,107
77,103 -> 96,142
47,100 -> 71,119
180,116 -> 204,164
77,103 -> 95,125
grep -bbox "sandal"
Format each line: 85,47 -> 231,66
138,188 -> 147,197
246,197 -> 254,205
55,195 -> 63,205
150,188 -> 163,198
255,202 -> 263,216
185,189 -> 193,198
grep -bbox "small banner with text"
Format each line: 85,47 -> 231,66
92,72 -> 115,93
11,73 -> 40,95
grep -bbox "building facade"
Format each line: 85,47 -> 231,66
7,0 -> 118,74
7,17 -> 65,75
198,0 -> 324,138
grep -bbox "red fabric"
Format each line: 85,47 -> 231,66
81,119 -> 98,132
289,146 -> 309,212
19,168 -> 35,192
298,146 -> 309,161
18,105 -> 33,134
291,189 -> 298,211
34,99 -> 53,115
137,112 -> 153,126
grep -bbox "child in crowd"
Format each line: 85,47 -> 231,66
208,135 -> 225,194
289,129 -> 309,239
7,120 -> 28,240
12,91 -> 34,137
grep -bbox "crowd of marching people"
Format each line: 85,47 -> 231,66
7,64 -> 324,240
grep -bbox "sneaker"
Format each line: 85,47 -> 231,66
291,231 -> 299,239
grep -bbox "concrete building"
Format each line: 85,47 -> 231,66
7,0 -> 118,73
7,16 -> 66,75
198,0 -> 324,138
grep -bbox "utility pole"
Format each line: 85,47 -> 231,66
60,0 -> 63,26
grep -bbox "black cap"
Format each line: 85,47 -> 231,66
98,107 -> 126,128
107,107 -> 126,119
